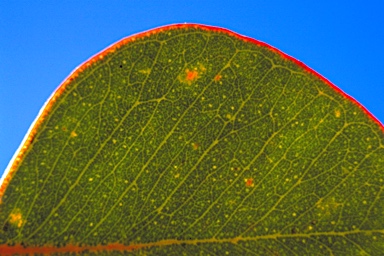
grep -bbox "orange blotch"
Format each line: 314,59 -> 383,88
214,74 -> 222,81
245,178 -> 254,187
192,142 -> 199,150
186,69 -> 198,81
179,64 -> 206,85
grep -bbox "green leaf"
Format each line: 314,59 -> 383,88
0,24 -> 383,255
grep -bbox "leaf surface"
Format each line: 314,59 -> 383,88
0,24 -> 383,255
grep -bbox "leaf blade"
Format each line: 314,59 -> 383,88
1,24 -> 383,255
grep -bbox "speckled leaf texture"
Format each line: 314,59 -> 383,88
0,24 -> 383,255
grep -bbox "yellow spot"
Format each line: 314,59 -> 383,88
228,199 -> 236,205
174,173 -> 180,179
70,131 -> 77,138
335,109 -> 341,118
198,63 -> 206,72
9,209 -> 24,228
139,68 -> 151,75
315,197 -> 342,216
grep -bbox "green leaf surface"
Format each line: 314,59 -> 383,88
0,24 -> 383,255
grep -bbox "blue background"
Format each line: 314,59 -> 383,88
1,1 -> 383,176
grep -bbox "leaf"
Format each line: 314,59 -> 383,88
0,24 -> 383,255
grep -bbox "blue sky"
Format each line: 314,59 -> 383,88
1,0 -> 383,176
